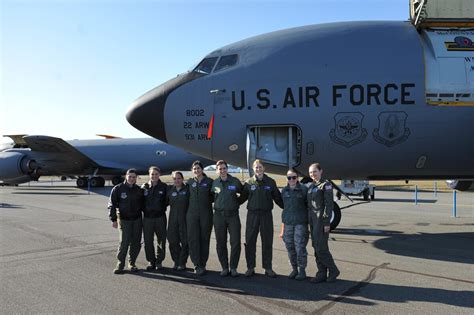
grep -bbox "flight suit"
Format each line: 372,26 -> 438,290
307,179 -> 339,279
107,182 -> 143,269
240,174 -> 283,270
167,184 -> 190,267
142,181 -> 168,267
211,174 -> 243,271
281,183 -> 309,271
186,176 -> 214,269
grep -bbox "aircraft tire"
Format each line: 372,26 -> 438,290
370,188 -> 375,200
363,189 -> 369,201
330,202 -> 341,231
97,177 -> 105,187
111,176 -> 122,186
336,191 -> 342,200
76,177 -> 87,188
90,177 -> 100,188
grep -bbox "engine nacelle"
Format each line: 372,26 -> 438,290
446,180 -> 473,191
0,151 -> 40,183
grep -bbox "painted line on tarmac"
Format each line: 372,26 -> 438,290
336,258 -> 474,285
312,262 -> 389,314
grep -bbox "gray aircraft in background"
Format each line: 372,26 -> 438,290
0,135 -> 213,187
126,1 -> 473,228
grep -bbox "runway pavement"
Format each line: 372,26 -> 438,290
1,181 -> 473,314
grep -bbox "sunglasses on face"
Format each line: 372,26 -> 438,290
287,176 -> 297,180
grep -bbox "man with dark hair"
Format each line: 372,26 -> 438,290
211,160 -> 244,277
108,169 -> 144,274
142,166 -> 168,271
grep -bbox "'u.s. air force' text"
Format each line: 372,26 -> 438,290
231,83 -> 416,110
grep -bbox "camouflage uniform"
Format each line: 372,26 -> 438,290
281,182 -> 309,270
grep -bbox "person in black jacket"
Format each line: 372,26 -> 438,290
108,169 -> 144,274
142,166 -> 168,271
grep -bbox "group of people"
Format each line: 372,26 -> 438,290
107,159 -> 339,283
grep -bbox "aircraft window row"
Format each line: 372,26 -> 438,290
214,54 -> 238,72
194,57 -> 218,74
193,54 -> 238,74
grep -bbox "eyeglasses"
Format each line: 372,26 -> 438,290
287,176 -> 297,180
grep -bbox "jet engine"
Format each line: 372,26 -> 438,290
0,151 -> 41,184
445,180 -> 473,191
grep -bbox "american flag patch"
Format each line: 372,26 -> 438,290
325,184 -> 332,190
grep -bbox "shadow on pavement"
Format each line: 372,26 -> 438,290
131,268 -> 473,308
0,203 -> 24,209
373,232 -> 474,265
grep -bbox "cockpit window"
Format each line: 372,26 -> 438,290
193,57 -> 218,74
214,54 -> 238,72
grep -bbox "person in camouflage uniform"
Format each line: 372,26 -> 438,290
279,169 -> 309,280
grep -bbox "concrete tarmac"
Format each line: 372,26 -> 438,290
1,181 -> 473,314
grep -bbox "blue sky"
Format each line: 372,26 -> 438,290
1,0 -> 408,143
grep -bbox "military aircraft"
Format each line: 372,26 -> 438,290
0,135 -> 213,187
126,1 -> 474,228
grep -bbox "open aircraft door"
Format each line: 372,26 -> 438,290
246,125 -> 301,175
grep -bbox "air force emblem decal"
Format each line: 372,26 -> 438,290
329,112 -> 367,147
373,111 -> 410,147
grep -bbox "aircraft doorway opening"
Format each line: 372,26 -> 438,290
246,125 -> 301,173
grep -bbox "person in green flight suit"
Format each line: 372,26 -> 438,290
240,159 -> 283,278
307,163 -> 340,283
167,171 -> 189,271
186,161 -> 214,276
211,160 -> 244,277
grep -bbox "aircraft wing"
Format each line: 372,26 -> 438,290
3,134 -> 28,146
23,135 -> 100,170
96,134 -> 122,139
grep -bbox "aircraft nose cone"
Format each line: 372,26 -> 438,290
126,71 -> 204,143
126,86 -> 168,142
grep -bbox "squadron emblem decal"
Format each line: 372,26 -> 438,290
444,36 -> 474,51
329,112 -> 367,147
373,111 -> 411,147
